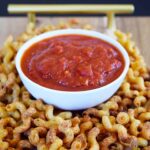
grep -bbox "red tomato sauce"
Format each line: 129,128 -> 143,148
21,34 -> 125,91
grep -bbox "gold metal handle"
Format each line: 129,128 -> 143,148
8,4 -> 134,29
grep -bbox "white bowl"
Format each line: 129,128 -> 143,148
16,29 -> 129,110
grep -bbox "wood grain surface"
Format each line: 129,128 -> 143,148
0,17 -> 150,64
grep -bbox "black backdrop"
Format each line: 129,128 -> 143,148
0,0 -> 150,16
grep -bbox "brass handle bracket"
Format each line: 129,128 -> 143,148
8,4 -> 134,30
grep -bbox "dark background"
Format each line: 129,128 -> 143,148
0,0 -> 150,16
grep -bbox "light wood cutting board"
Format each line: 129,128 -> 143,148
0,16 -> 150,64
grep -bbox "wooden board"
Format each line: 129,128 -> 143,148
0,17 -> 150,64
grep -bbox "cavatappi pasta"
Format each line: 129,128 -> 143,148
0,19 -> 150,150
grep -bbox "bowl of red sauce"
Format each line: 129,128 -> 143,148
16,29 -> 129,110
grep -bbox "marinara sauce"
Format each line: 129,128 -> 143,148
21,34 -> 125,91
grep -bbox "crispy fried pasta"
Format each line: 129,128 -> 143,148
0,19 -> 150,150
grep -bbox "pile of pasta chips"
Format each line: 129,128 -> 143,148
0,19 -> 150,150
